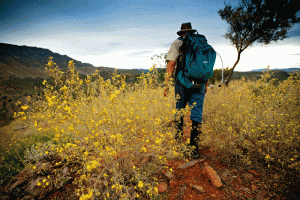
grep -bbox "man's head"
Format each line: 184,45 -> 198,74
177,22 -> 197,36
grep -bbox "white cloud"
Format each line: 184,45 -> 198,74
75,47 -> 168,69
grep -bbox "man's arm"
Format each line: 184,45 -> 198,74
163,60 -> 176,97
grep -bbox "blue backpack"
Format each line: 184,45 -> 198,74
177,32 -> 216,89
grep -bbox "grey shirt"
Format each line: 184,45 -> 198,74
166,38 -> 183,62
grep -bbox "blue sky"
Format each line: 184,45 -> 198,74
1,0 -> 299,71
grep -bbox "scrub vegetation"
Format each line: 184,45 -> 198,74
1,58 -> 299,199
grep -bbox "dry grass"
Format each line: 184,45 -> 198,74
1,60 -> 299,199
202,69 -> 300,171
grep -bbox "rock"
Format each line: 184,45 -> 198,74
157,182 -> 168,193
177,159 -> 204,170
62,166 -> 70,176
163,171 -> 175,180
189,183 -> 205,193
256,189 -> 268,200
169,180 -> 177,187
241,187 -> 251,194
219,169 -> 231,182
241,173 -> 254,183
24,179 -> 38,194
273,174 -> 280,181
203,165 -> 222,188
23,177 -> 52,199
248,169 -> 260,177
251,184 -> 259,192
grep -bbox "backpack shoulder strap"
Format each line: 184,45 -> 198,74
174,37 -> 185,79
178,37 -> 184,41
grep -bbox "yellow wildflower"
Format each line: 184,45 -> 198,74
138,181 -> 144,188
21,105 -> 29,110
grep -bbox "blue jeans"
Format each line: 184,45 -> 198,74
175,80 -> 205,123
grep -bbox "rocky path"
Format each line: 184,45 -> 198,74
152,117 -> 274,200
154,150 -> 269,200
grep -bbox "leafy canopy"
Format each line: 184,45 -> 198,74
219,0 -> 300,52
218,0 -> 300,84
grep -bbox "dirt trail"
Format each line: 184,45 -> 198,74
154,116 -> 259,200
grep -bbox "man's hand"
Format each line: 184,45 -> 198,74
205,81 -> 209,94
163,60 -> 176,97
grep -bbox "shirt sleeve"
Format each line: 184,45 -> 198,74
166,39 -> 182,61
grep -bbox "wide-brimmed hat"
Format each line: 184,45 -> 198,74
177,22 -> 197,36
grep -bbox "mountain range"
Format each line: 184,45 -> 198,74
0,43 -> 100,79
251,68 -> 300,73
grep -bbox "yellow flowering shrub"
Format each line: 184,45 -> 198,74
202,69 -> 300,170
16,58 -> 188,199
10,58 -> 299,199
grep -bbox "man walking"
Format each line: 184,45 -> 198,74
164,22 -> 208,159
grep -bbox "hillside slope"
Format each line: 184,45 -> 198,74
0,43 -> 97,78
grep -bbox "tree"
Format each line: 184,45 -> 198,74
218,0 -> 300,85
209,67 -> 232,84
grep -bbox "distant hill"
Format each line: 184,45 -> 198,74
0,43 -> 153,81
251,68 -> 300,73
231,70 -> 293,82
0,43 -> 99,78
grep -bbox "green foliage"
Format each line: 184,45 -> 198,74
218,0 -> 300,50
0,108 -> 9,122
209,67 -> 232,84
157,68 -> 167,83
232,70 -> 290,82
0,131 -> 56,186
0,100 -> 13,126
218,0 -> 300,84
209,67 -> 291,85
0,77 -> 44,94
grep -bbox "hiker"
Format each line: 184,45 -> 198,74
164,22 -> 210,159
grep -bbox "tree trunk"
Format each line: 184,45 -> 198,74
224,50 -> 242,86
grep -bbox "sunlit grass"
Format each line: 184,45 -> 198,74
1,59 -> 299,199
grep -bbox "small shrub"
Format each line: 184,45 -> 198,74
0,131 -> 56,186
202,69 -> 300,171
